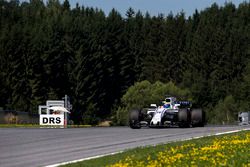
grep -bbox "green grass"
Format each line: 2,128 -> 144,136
61,130 -> 250,167
0,124 -> 92,128
0,124 -> 41,128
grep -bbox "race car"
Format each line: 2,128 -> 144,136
129,96 -> 205,129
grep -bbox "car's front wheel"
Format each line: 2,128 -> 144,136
129,109 -> 141,129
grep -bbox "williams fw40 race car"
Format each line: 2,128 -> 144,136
129,96 -> 205,129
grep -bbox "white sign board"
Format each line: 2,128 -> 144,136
40,115 -> 64,126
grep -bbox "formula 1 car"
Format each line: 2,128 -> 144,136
129,96 -> 205,129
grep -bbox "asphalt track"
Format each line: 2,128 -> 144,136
0,125 -> 250,167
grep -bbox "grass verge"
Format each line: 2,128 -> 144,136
0,124 -> 41,128
61,130 -> 250,167
0,124 -> 92,128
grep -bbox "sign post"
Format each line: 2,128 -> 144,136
38,95 -> 72,128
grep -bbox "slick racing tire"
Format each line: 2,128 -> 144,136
178,108 -> 191,128
191,109 -> 205,127
129,109 -> 141,129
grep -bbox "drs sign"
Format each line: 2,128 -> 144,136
40,115 -> 64,126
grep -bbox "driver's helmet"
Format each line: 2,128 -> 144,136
163,103 -> 170,108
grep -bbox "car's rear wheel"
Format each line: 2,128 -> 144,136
191,109 -> 205,127
178,108 -> 191,128
129,109 -> 141,129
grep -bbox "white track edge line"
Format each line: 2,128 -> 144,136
45,127 -> 250,167
45,151 -> 123,167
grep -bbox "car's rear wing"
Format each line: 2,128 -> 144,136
175,101 -> 192,107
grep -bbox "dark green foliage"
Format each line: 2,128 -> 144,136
114,80 -> 191,125
0,0 -> 249,124
208,95 -> 238,124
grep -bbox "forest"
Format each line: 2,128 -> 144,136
0,0 -> 249,124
